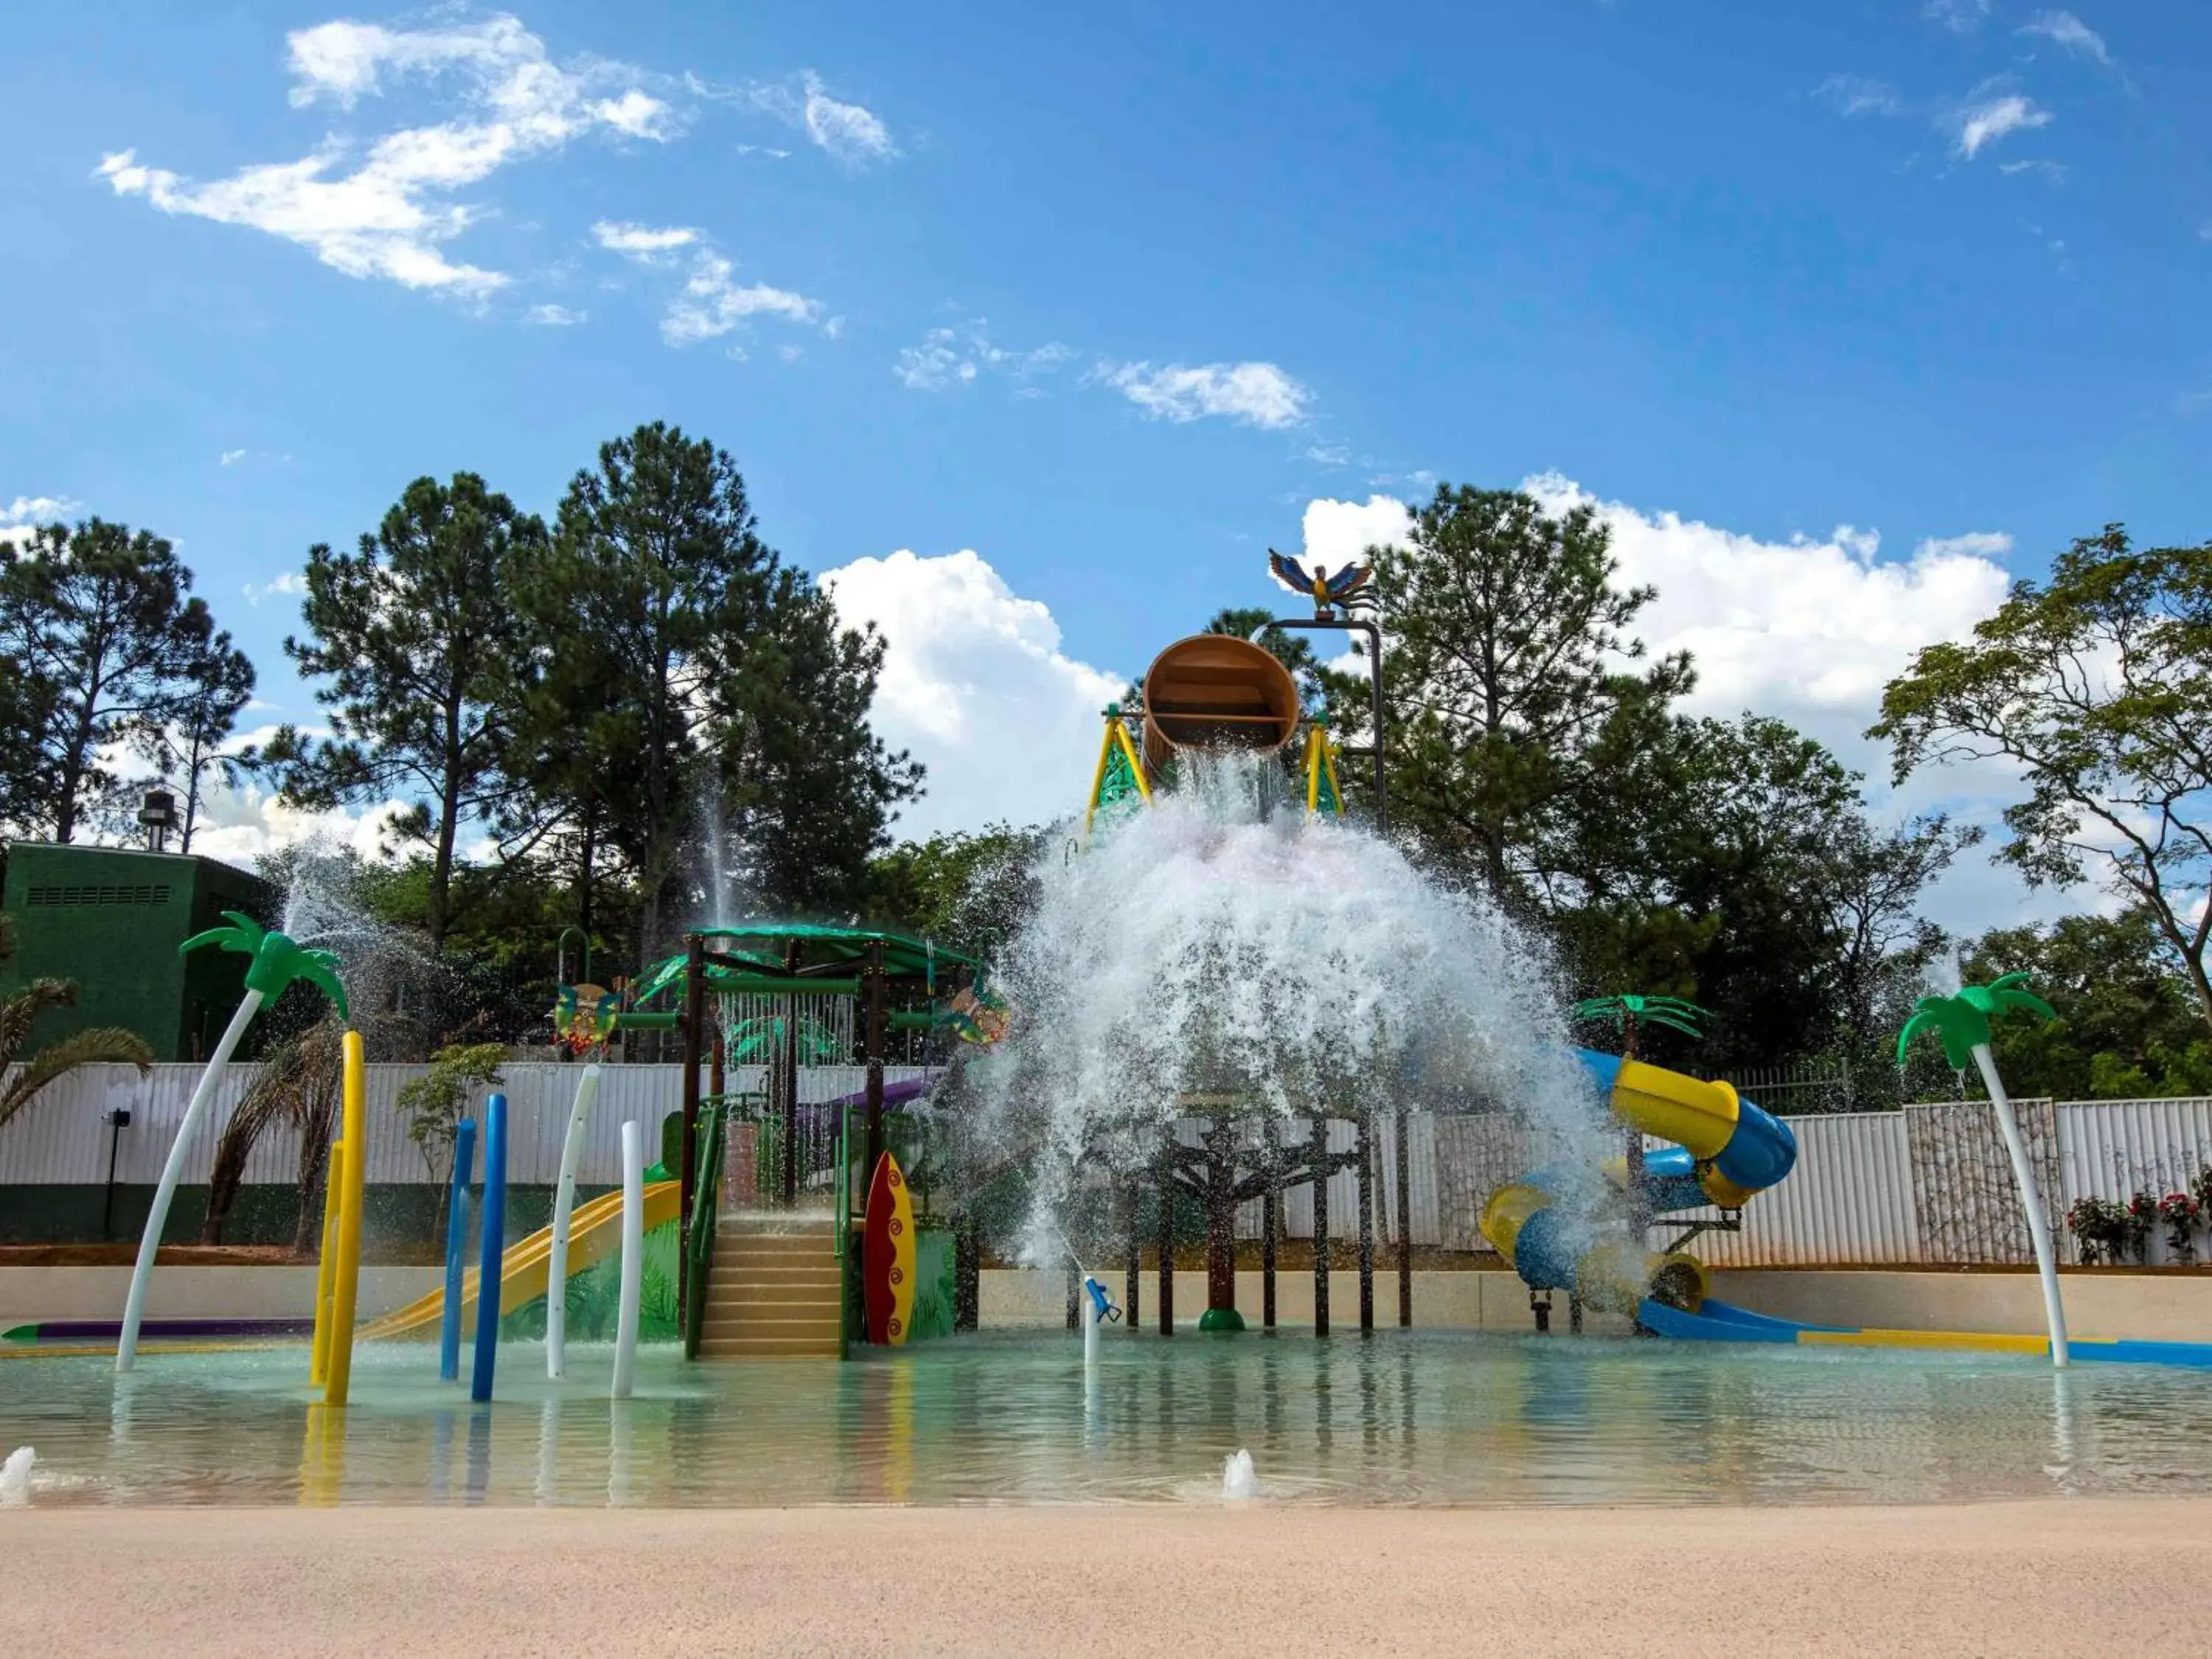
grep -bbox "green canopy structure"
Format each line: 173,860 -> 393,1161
633,923 -> 982,1007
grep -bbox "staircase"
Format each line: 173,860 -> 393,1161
696,1216 -> 845,1360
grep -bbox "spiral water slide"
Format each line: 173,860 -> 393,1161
1480,1050 -> 1798,1318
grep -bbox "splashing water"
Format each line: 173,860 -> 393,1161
1,1445 -> 34,1507
1221,1448 -> 1257,1501
956,752 -> 1618,1266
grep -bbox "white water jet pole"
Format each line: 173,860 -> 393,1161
1084,1279 -> 1102,1369
116,990 -> 263,1372
545,1062 -> 604,1380
1973,1045 -> 2070,1368
611,1119 -> 644,1400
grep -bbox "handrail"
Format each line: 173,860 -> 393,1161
835,1099 -> 852,1360
681,1094 -> 728,1361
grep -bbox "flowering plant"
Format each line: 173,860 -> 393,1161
2159,1192 -> 2202,1262
2066,1197 -> 2126,1265
2124,1192 -> 2160,1264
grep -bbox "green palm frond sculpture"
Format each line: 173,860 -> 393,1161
1895,972 -> 2053,1070
1896,969 -> 2069,1366
181,911 -> 349,1019
1574,994 -> 1708,1043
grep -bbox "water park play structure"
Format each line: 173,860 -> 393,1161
14,560 -> 2209,1410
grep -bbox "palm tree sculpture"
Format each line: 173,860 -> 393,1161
1898,972 -> 2068,1366
1573,993 -> 1708,1062
117,913 -> 348,1371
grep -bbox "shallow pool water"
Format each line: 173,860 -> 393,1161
5,1329 -> 2212,1508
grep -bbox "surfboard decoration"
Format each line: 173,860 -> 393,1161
862,1150 -> 917,1346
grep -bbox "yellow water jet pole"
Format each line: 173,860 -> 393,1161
322,1031 -> 368,1405
307,1138 -> 345,1388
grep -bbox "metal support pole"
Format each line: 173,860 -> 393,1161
1312,1115 -> 1331,1338
1126,1211 -> 1141,1333
864,942 -> 887,1176
1157,1142 -> 1175,1337
779,941 -> 800,1206
1357,1102 -> 1375,1332
1395,1102 -> 1413,1327
675,933 -> 704,1335
1261,1113 -> 1279,1330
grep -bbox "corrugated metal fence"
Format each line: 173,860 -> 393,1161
0,1062 -> 933,1191
6,1063 -> 2211,1265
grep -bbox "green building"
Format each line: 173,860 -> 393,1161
0,841 -> 272,1062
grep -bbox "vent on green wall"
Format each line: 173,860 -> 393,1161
25,884 -> 175,906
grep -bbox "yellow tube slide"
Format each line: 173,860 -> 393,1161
360,1180 -> 678,1341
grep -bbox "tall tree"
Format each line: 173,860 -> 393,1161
265,473 -> 544,950
140,626 -> 256,853
534,424 -> 780,964
719,571 -> 922,914
0,518 -> 230,843
1873,526 -> 2212,1032
1361,484 -> 1694,902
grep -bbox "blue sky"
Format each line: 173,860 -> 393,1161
2,1 -> 2206,925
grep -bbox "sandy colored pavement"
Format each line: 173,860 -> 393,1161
6,1500 -> 2208,1658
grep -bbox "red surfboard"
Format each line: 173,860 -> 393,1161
861,1151 -> 916,1345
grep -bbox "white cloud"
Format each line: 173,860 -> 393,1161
1998,159 -> 2069,184
2020,10 -> 2113,65
1520,473 -> 2014,742
0,493 -> 79,527
1817,75 -> 1902,117
799,72 -> 897,166
594,220 -> 820,345
100,15 -> 675,297
895,319 -> 1073,391
662,251 -> 820,345
1914,530 -> 2015,560
220,448 -> 248,465
243,570 -> 307,606
723,71 -> 897,167
734,144 -> 793,160
1094,360 -> 1312,429
820,549 -> 1124,835
1946,88 -> 2055,159
1924,0 -> 1992,32
524,301 -> 585,325
591,90 -> 676,139
592,220 -> 698,261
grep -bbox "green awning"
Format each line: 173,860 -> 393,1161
631,923 -> 981,1006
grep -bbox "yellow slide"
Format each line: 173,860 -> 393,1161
361,1180 -> 679,1341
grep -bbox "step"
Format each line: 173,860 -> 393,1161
696,1335 -> 843,1359
703,1318 -> 841,1345
717,1262 -> 844,1281
711,1282 -> 841,1305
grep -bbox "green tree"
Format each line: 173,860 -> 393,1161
867,823 -> 1048,961
141,625 -> 256,854
1558,714 -> 1972,1078
266,473 -> 546,950
0,518 -> 235,843
1874,526 -> 2212,1032
718,571 -> 920,914
1363,484 -> 1694,903
1961,911 -> 2212,1099
531,425 -> 776,964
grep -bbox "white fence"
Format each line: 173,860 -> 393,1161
7,1062 -> 2212,1265
0,1062 -> 932,1192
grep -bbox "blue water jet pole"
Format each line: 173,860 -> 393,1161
470,1094 -> 508,1403
439,1118 -> 477,1382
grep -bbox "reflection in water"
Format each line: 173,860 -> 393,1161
4,1331 -> 2212,1509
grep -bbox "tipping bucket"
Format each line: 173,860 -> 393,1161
1140,635 -> 1301,771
